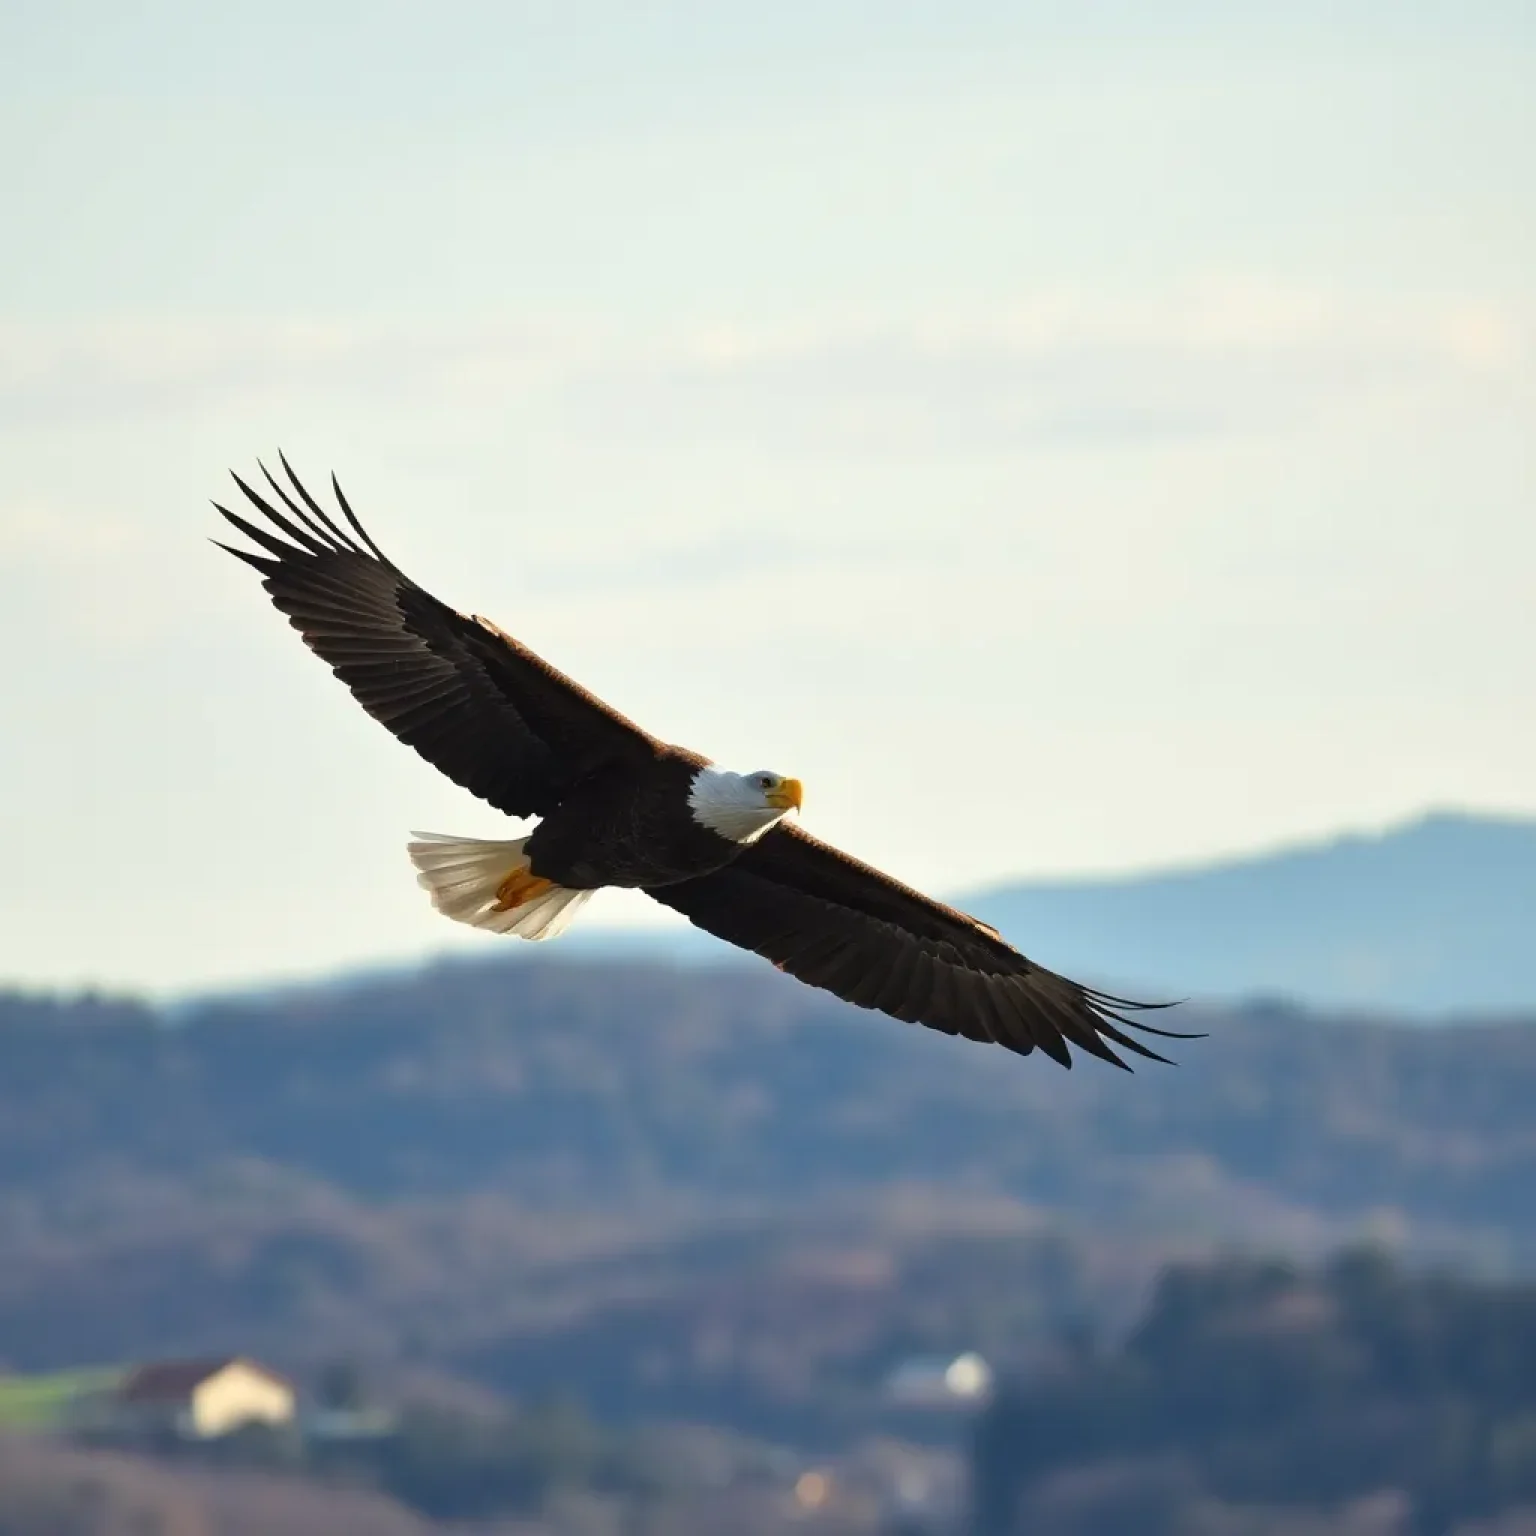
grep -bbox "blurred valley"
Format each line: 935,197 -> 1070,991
3,955 -> 1536,1532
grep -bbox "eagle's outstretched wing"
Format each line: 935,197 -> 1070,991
648,823 -> 1191,1069
216,457 -> 658,819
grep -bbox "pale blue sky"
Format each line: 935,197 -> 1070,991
2,2 -> 1532,993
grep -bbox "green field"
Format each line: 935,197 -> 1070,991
0,1367 -> 125,1429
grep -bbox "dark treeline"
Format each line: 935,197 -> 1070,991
974,1248 -> 1536,1535
3,959 -> 1535,1240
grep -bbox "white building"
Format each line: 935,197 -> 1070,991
883,1351 -> 994,1411
113,1357 -> 296,1439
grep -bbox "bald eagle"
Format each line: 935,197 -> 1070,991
216,458 -> 1187,1070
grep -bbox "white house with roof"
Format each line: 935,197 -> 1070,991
111,1356 -> 296,1439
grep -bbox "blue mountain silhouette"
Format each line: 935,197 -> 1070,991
962,810 -> 1536,1018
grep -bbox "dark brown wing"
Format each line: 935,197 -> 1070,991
647,824 -> 1191,1069
214,455 -> 659,819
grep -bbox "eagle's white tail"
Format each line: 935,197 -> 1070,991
406,833 -> 594,941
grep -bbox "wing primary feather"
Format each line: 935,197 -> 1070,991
1117,1018 -> 1204,1041
214,503 -> 311,562
273,453 -> 368,557
1105,1014 -> 1202,1042
1050,1000 -> 1134,1067
1028,980 -> 1163,1067
1035,1035 -> 1073,1068
1059,1017 -> 1133,1070
1020,1001 -> 1073,1067
1125,1022 -> 1205,1040
1052,982 -> 1198,1039
255,458 -> 352,553
1012,981 -> 1127,1068
209,536 -> 276,574
1083,1038 -> 1129,1071
1084,1012 -> 1174,1065
322,464 -> 394,564
1084,991 -> 1204,1041
228,473 -> 336,558
1082,985 -> 1185,1013
993,975 -> 1079,1067
1013,979 -> 1127,1068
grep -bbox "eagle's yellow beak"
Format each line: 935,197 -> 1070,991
767,777 -> 803,813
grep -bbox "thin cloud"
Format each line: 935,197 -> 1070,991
0,287 -> 1525,446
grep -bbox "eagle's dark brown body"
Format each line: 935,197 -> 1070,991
524,750 -> 735,890
216,457 -> 1191,1071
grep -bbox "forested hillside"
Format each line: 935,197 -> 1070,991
5,959 -> 1535,1235
975,1250 -> 1536,1535
2,956 -> 1534,1436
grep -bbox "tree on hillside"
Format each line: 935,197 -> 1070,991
972,1248 -> 1536,1535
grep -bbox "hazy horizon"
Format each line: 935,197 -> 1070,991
3,3 -> 1532,993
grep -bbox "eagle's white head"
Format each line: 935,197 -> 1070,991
688,766 -> 803,845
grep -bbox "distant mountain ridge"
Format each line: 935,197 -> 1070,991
962,809 -> 1536,1018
